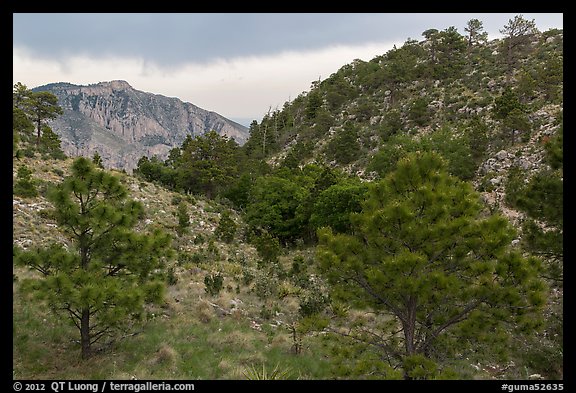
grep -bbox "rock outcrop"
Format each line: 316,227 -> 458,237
33,81 -> 249,172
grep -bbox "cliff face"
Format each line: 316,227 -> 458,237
33,80 -> 249,172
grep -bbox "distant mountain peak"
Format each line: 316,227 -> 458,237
98,80 -> 133,90
33,81 -> 249,172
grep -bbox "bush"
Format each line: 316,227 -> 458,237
22,148 -> 36,158
191,253 -> 204,264
254,274 -> 278,300
207,238 -> 219,257
177,252 -> 191,266
167,266 -> 178,285
299,290 -> 330,317
14,165 -> 38,198
204,272 -> 224,296
241,268 -> 255,286
52,168 -> 64,177
214,211 -> 236,243
176,202 -> 190,236
171,195 -> 183,206
37,208 -> 57,220
252,231 -> 281,263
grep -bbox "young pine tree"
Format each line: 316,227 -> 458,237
214,210 -> 237,243
15,157 -> 172,359
176,201 -> 190,236
92,151 -> 104,169
317,152 -> 546,379
14,165 -> 38,198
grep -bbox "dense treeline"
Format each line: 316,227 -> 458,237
135,130 -> 367,245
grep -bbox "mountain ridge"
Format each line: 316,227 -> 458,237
32,80 -> 249,172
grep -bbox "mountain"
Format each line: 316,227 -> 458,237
32,80 -> 249,172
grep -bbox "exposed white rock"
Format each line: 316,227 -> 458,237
40,81 -> 249,173
495,150 -> 509,161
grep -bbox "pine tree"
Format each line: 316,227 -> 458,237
15,157 -> 172,359
317,152 -> 546,378
23,91 -> 63,146
176,201 -> 190,236
214,210 -> 237,243
500,15 -> 539,73
92,151 -> 104,169
433,26 -> 467,80
38,126 -> 66,159
306,89 -> 323,120
13,84 -> 35,156
464,19 -> 488,50
493,87 -> 530,144
14,165 -> 38,198
325,122 -> 360,165
13,82 -> 31,108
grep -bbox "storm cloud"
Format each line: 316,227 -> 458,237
13,13 -> 563,123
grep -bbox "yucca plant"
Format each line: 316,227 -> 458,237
243,363 -> 294,380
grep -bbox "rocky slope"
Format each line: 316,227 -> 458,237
244,26 -> 563,228
32,80 -> 249,172
247,28 -> 563,175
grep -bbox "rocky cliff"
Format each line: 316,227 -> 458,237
33,80 -> 249,172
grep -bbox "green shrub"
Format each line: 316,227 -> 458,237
254,274 -> 278,300
204,272 -> 224,296
241,268 -> 255,286
171,195 -> 183,206
214,211 -> 237,243
176,202 -> 190,236
167,266 -> 178,285
14,165 -> 38,198
207,238 -> 219,257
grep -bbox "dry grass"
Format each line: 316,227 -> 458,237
207,328 -> 257,352
151,344 -> 179,366
12,155 -> 357,380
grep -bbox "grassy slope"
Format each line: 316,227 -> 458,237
13,156 -> 336,380
13,155 -> 536,381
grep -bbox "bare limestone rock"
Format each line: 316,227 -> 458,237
33,81 -> 249,173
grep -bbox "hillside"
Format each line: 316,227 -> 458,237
12,153 -> 558,380
32,80 -> 249,172
237,26 -> 562,243
244,27 -> 562,180
13,18 -> 563,381
14,153 -> 369,380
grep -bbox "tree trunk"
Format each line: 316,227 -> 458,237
80,308 -> 91,359
80,238 -> 91,359
36,118 -> 41,146
402,297 -> 418,380
403,296 -> 417,356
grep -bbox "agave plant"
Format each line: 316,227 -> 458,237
243,363 -> 294,380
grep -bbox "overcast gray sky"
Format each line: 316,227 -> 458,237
13,13 -> 563,125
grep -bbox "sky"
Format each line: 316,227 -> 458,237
13,13 -> 563,126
